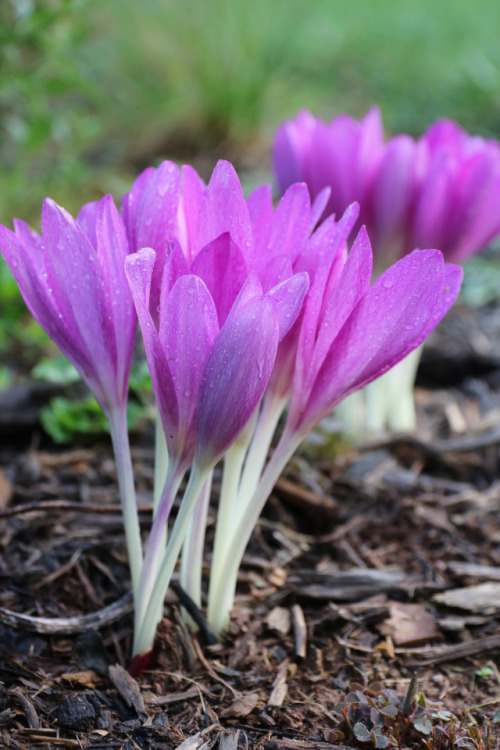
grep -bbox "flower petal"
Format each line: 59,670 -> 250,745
191,232 -> 249,326
125,249 -> 179,447
195,296 -> 280,468
161,274 -> 219,456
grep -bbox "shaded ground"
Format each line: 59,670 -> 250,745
1,302 -> 500,749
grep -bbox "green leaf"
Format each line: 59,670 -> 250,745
353,722 -> 372,742
32,356 -> 81,385
412,714 -> 433,735
39,396 -> 108,443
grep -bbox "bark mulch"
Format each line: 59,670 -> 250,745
1,302 -> 500,749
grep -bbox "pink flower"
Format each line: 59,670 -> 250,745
125,248 -> 309,474
273,108 -> 500,271
0,195 -> 136,415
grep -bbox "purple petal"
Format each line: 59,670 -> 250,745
266,272 -> 309,341
158,236 -> 190,335
293,204 -> 359,394
42,199 -> 119,403
371,135 -> 417,254
161,275 -> 219,457
246,184 -> 273,256
1,223 -> 100,392
299,250 -> 461,430
195,297 -> 280,468
196,161 -> 253,261
177,164 -> 206,262
95,196 -> 136,400
125,249 -> 179,447
191,232 -> 249,326
272,110 -> 315,192
266,183 -> 312,265
122,161 -> 181,253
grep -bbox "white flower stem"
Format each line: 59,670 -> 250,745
180,470 -> 213,609
386,346 -> 422,431
132,462 -> 209,658
108,405 -> 142,599
237,391 -> 288,512
207,427 -> 303,636
133,458 -> 184,644
153,405 -> 169,515
337,346 -> 423,436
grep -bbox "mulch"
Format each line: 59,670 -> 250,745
1,301 -> 500,749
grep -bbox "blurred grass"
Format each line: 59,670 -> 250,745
1,0 -> 500,371
2,0 -> 500,221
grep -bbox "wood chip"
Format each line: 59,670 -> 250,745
59,670 -> 100,688
292,604 -> 307,658
268,663 -> 289,707
434,582 -> 500,615
220,692 -> 260,718
0,470 -> 13,509
108,664 -> 145,716
448,561 -> 500,581
377,602 -> 441,646
266,607 -> 291,635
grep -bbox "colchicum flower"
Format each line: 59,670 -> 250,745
0,157 -> 463,671
0,197 -> 141,593
121,157 -> 462,640
273,109 -> 500,431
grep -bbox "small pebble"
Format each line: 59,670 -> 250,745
55,695 -> 96,731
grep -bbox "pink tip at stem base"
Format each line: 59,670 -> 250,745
128,649 -> 153,679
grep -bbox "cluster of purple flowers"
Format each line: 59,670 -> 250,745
1,113 -> 480,666
274,108 -> 500,272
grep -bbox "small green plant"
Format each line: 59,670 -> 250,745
331,677 -> 500,749
34,358 -> 153,444
39,395 -> 109,443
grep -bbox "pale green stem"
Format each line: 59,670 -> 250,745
237,390 -> 288,513
180,470 -> 213,609
364,376 -> 389,433
153,405 -> 169,515
208,427 -> 303,636
386,346 -> 422,431
335,390 -> 366,438
207,396 -> 286,629
206,431 -> 253,629
336,346 -> 423,436
108,405 -> 142,599
133,457 -> 184,643
133,462 -> 209,657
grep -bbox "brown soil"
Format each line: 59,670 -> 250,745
1,302 -> 500,749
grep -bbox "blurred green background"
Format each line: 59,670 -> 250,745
2,0 -> 500,223
1,0 -> 500,437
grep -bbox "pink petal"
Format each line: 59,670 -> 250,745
161,275 -> 219,456
300,251 -> 460,430
196,161 -> 252,261
125,249 -> 179,448
195,296 -> 280,468
191,232 -> 249,326
266,272 -> 310,341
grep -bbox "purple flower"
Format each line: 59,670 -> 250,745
125,247 -> 308,474
273,109 -> 500,271
0,195 -> 136,415
122,160 -> 319,323
286,225 -> 464,438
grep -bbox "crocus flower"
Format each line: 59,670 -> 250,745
273,108 -> 500,272
273,109 -> 498,434
207,205 -> 463,635
0,196 -> 142,594
126,246 -> 309,662
0,196 -> 137,416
